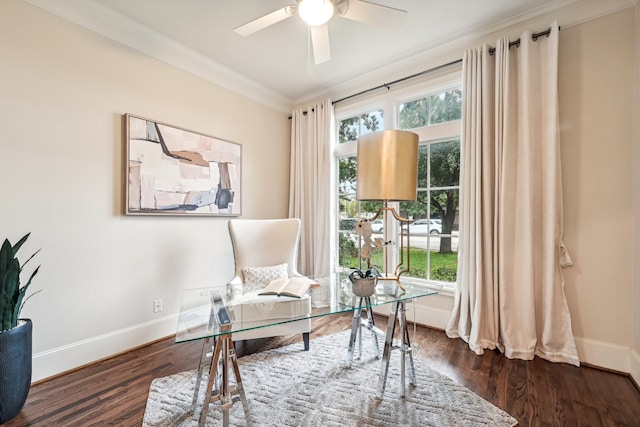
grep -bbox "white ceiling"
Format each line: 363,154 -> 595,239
26,0 -> 635,111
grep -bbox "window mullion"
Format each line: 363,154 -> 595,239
335,84 -> 461,288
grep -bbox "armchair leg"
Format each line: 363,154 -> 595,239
303,332 -> 310,351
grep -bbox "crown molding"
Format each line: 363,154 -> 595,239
299,0 -> 638,107
24,0 -> 294,113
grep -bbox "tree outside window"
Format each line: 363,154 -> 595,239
399,90 -> 461,282
399,90 -> 461,129
338,110 -> 383,144
334,89 -> 461,283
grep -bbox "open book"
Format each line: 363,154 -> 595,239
258,277 -> 317,298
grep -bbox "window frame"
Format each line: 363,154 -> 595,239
333,67 -> 462,291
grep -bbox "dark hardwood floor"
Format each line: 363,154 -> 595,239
6,313 -> 640,426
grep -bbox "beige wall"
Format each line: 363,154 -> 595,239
559,9 -> 636,370
0,0 -> 291,381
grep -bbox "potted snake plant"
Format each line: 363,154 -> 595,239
0,233 -> 40,423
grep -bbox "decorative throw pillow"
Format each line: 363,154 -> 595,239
242,263 -> 288,284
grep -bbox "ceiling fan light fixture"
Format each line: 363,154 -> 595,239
298,0 -> 335,27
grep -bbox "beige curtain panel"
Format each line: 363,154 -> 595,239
289,99 -> 333,276
446,22 -> 579,366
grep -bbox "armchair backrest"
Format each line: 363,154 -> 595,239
228,218 -> 302,285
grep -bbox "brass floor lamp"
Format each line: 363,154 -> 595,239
356,129 -> 419,288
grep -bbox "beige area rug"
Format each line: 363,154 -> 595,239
143,330 -> 517,426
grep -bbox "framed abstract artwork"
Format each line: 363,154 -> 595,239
125,114 -> 241,216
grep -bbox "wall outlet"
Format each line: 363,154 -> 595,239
153,299 -> 163,313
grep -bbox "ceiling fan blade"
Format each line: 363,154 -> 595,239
310,24 -> 331,64
234,7 -> 294,36
341,0 -> 407,30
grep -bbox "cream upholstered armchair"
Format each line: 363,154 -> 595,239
227,218 -> 311,350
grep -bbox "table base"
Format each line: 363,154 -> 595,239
377,299 -> 416,398
347,295 -> 384,367
192,334 -> 251,427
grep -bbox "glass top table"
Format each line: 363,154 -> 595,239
176,272 -> 438,426
176,272 -> 438,343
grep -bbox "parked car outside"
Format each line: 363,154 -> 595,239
339,218 -> 357,231
402,219 -> 442,235
370,219 -> 383,233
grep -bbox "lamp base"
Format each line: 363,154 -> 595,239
375,274 -> 406,291
367,202 -> 411,290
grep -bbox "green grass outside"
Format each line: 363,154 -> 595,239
344,247 -> 458,282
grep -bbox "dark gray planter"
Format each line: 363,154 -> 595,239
0,319 -> 32,423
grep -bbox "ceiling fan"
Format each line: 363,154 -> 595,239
234,0 -> 408,65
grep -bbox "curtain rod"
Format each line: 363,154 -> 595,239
288,59 -> 460,119
291,26 -> 556,116
332,58 -> 463,106
332,26 -> 555,107
488,27 -> 554,55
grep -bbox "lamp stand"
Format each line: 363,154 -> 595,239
355,130 -> 419,289
370,201 -> 411,290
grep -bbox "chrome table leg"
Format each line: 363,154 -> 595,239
347,296 -> 384,367
347,297 -> 363,367
377,299 -> 416,399
363,296 -> 382,359
197,334 -> 252,427
192,336 -> 215,411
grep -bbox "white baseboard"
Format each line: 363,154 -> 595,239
32,314 -> 178,383
409,304 -> 450,330
630,348 -> 640,386
574,336 -> 633,373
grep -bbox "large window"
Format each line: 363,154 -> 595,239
398,90 -> 462,129
337,110 -> 384,271
398,90 -> 461,284
338,110 -> 383,144
334,81 -> 461,288
398,139 -> 460,283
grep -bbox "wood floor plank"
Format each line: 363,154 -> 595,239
5,313 -> 640,426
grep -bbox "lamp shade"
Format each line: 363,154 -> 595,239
356,130 -> 419,201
